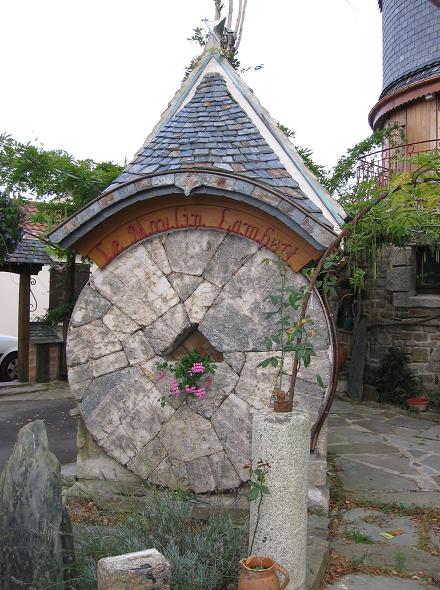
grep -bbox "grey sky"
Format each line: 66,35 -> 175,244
0,0 -> 382,171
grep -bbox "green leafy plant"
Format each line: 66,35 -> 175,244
156,350 -> 216,406
258,256 -> 317,391
246,459 -> 271,555
74,492 -> 246,590
344,528 -> 374,544
372,347 -> 422,405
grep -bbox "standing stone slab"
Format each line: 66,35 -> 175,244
0,421 -> 72,589
97,548 -> 170,590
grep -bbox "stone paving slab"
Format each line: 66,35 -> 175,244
331,539 -> 440,580
328,574 -> 436,589
341,508 -> 419,547
329,398 -> 440,507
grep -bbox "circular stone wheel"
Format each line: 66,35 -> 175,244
67,230 -> 332,493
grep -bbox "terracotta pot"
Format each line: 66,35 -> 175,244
407,397 -> 429,412
238,556 -> 289,590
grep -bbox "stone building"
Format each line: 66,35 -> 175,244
347,0 -> 440,398
48,26 -> 344,507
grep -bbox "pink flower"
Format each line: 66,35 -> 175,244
184,385 -> 197,395
189,362 -> 205,375
156,370 -> 167,382
194,388 -> 207,399
169,378 -> 180,396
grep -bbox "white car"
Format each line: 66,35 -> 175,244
0,334 -> 18,381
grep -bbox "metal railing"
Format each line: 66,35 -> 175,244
356,138 -> 440,185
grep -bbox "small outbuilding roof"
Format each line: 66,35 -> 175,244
5,238 -> 52,266
29,322 -> 63,344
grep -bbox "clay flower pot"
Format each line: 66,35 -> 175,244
238,556 -> 289,590
407,396 -> 429,412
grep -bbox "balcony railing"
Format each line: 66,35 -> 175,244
356,138 -> 440,185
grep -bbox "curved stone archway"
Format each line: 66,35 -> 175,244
67,229 -> 332,493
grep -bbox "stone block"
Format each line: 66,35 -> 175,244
235,352 -> 278,410
412,348 -> 430,362
76,416 -> 142,484
97,548 -> 171,590
186,456 -> 216,493
160,405 -> 222,462
122,330 -> 155,366
224,352 -> 245,373
308,485 -> 330,514
208,451 -> 241,490
93,351 -> 129,378
71,285 -> 112,327
187,362 -> 239,418
67,320 -> 122,367
184,280 -> 220,323
163,230 -> 225,275
387,266 -> 413,292
204,233 -> 259,287
91,268 -> 159,327
168,273 -> 202,301
102,307 -> 140,341
142,238 -> 171,275
211,394 -> 253,481
143,304 -> 191,354
308,456 -> 327,487
390,247 -> 414,267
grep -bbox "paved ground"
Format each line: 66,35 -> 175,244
329,398 -> 440,507
327,397 -> 440,588
0,382 -> 76,470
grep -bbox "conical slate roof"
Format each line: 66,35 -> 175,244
106,52 -> 344,228
109,72 -> 330,226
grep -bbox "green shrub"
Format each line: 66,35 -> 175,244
372,347 -> 421,405
75,492 -> 247,590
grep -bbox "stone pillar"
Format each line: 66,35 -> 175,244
250,410 -> 311,590
97,548 -> 171,590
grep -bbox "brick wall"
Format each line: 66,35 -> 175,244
362,245 -> 440,392
382,0 -> 440,91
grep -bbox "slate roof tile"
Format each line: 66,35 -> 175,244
5,238 -> 53,266
110,72 -> 331,227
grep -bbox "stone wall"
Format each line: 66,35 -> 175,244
67,229 -> 332,495
360,245 -> 440,392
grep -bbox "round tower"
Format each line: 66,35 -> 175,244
370,0 -> 440,139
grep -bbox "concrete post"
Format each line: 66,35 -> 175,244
97,548 -> 171,590
249,410 -> 311,590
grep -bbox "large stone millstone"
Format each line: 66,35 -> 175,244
68,230 -> 332,493
0,420 -> 74,589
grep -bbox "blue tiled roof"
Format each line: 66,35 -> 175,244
109,72 -> 331,228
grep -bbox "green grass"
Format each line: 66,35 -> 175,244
344,528 -> 374,544
394,550 -> 406,572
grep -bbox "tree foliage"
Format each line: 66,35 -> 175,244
0,134 -> 122,231
0,193 -> 23,263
